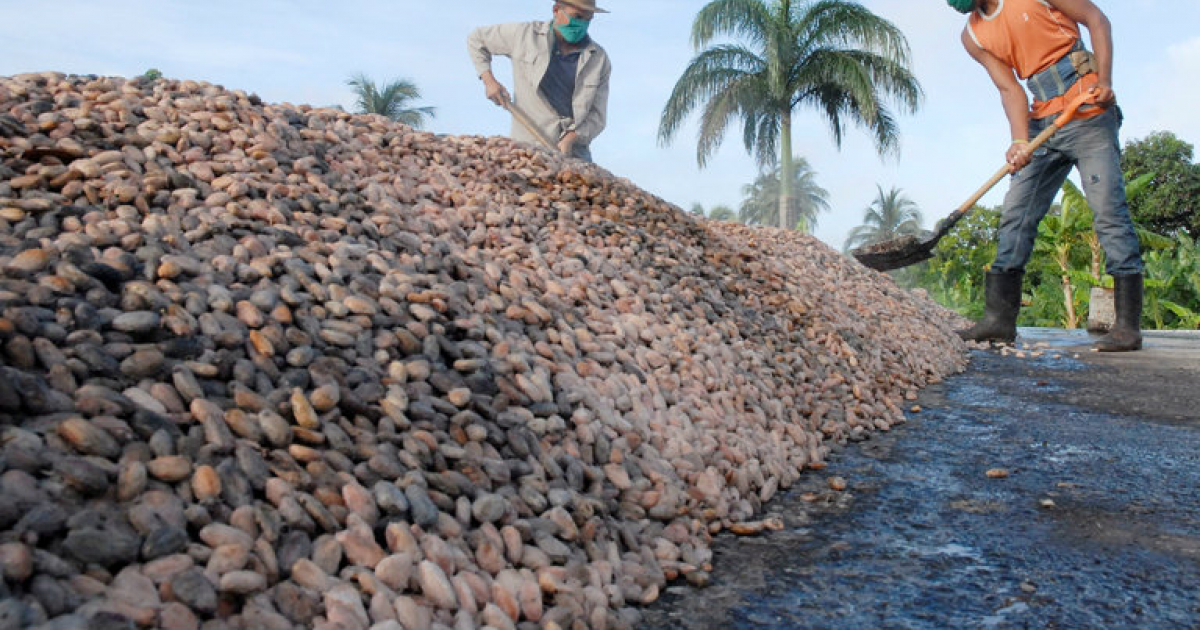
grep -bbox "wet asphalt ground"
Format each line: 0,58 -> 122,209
642,328 -> 1200,630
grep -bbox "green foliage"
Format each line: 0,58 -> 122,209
658,0 -> 922,229
902,178 -> 1200,331
1024,183 -> 1097,328
346,73 -> 435,129
141,68 -> 163,81
689,203 -> 740,222
1120,131 -> 1200,238
930,205 -> 999,282
844,185 -> 923,251
1017,175 -> 1177,328
1162,300 -> 1200,329
708,204 -> 738,221
1141,232 -> 1200,329
738,156 -> 829,231
892,205 -> 999,319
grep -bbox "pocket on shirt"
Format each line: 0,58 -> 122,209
576,81 -> 601,103
518,51 -> 542,70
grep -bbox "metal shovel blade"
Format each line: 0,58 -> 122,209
850,232 -> 940,271
851,210 -> 966,271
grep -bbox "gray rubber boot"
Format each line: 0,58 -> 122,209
1094,273 -> 1143,352
957,270 -> 1023,343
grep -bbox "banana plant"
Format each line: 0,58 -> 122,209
1033,192 -> 1093,328
1143,233 -> 1200,329
1162,300 -> 1200,328
1061,174 -> 1171,287
1143,263 -> 1175,330
1176,233 -> 1200,297
1035,175 -> 1173,328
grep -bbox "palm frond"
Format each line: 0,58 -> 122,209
658,45 -> 766,147
844,184 -> 923,249
346,73 -> 435,128
692,0 -> 772,48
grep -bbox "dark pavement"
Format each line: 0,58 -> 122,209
642,328 -> 1200,630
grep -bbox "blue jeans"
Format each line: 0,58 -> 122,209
571,143 -> 593,162
992,106 -> 1143,276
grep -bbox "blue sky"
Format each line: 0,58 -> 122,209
2,1 -> 1197,250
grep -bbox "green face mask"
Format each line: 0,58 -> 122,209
556,16 -> 591,43
947,0 -> 975,13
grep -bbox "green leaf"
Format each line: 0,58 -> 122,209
1161,300 -> 1200,327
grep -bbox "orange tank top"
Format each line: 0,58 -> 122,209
967,0 -> 1099,119
967,0 -> 1079,79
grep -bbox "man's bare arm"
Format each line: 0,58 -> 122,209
962,27 -> 1035,170
1046,0 -> 1115,105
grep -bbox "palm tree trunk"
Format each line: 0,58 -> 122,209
779,109 -> 793,230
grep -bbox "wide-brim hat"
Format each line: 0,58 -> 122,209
558,0 -> 609,14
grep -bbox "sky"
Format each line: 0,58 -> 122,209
2,0 -> 1198,250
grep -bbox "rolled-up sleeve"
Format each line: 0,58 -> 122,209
466,23 -> 526,78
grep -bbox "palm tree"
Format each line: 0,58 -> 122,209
346,73 -> 435,129
739,156 -> 829,231
659,0 -> 922,230
844,185 -> 923,251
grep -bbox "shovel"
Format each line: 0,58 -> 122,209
502,99 -> 559,152
852,89 -> 1098,271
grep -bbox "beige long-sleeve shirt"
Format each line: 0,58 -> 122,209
467,21 -> 611,152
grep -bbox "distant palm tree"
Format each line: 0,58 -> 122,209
659,0 -> 922,231
844,185 -> 923,251
346,73 -> 435,128
739,156 -> 829,232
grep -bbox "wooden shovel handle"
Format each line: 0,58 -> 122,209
933,89 -> 1098,238
502,100 -> 558,151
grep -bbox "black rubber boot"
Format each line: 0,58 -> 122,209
958,270 -> 1024,343
1094,273 -> 1143,352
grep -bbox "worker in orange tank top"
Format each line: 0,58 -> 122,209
950,0 -> 1144,353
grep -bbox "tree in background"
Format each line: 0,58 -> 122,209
708,205 -> 738,222
843,185 -> 922,251
739,156 -> 829,232
658,0 -> 922,231
1023,176 -> 1176,328
1121,131 -> 1200,238
903,178 -> 1199,331
690,203 -> 739,222
1142,232 -> 1200,329
1029,185 -> 1096,328
889,204 -> 998,319
915,205 -> 1000,319
346,73 -> 435,129
141,68 -> 163,81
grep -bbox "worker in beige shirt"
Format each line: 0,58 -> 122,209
467,1 -> 611,162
